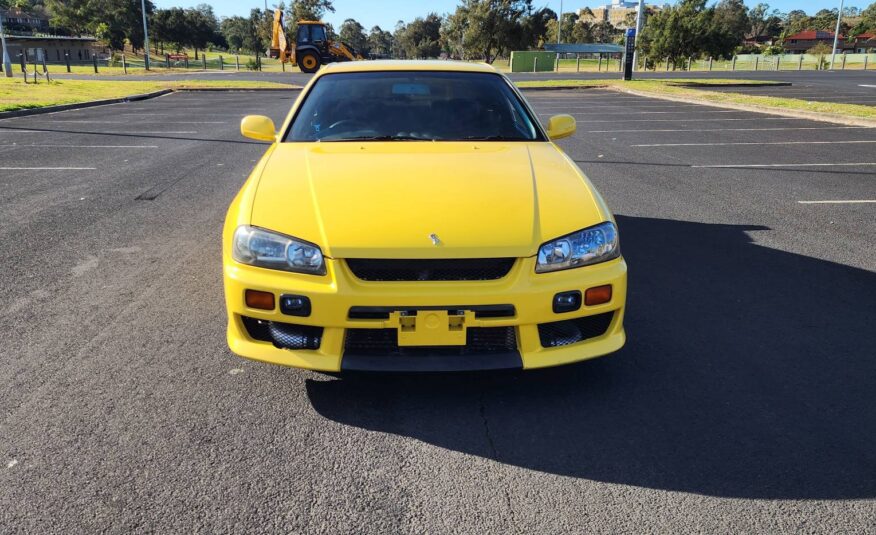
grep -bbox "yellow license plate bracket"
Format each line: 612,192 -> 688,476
390,310 -> 471,346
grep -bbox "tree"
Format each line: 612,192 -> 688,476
546,11 -> 578,43
152,8 -> 188,54
221,15 -> 252,52
366,25 -> 393,57
591,20 -> 617,43
851,2 -> 876,35
519,7 -> 554,48
285,0 -> 334,36
447,0 -> 532,63
250,8 -> 272,55
185,4 -> 219,59
637,0 -> 716,65
394,14 -> 442,59
391,20 -> 406,58
339,18 -> 367,54
708,0 -> 749,57
46,0 -> 154,52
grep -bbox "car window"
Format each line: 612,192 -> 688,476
310,25 -> 326,42
297,26 -> 309,43
284,71 -> 544,142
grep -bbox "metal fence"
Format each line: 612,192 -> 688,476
504,51 -> 876,73
2,52 -> 299,76
639,53 -> 875,72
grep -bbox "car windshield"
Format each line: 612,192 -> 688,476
284,71 -> 544,142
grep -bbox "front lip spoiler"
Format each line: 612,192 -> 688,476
340,350 -> 523,372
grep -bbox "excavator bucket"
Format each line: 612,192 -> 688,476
271,8 -> 288,62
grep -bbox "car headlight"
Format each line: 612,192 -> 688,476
536,221 -> 620,273
232,225 -> 326,275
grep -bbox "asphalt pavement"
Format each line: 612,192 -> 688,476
48,67 -> 876,104
1,88 -> 874,532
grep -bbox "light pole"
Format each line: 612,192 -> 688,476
1,11 -> 13,77
558,0 -> 563,44
830,0 -> 844,70
140,0 -> 150,70
633,0 -> 645,71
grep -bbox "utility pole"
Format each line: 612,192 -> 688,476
1,10 -> 13,77
633,0 -> 645,71
830,0 -> 844,71
558,0 -> 563,44
140,0 -> 150,70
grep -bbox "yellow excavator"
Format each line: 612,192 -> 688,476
269,9 -> 363,73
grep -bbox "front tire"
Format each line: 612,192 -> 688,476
299,52 -> 320,73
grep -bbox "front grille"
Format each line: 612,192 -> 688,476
346,258 -> 515,281
344,326 -> 517,356
537,312 -> 614,348
241,316 -> 322,350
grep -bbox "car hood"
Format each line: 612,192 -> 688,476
250,142 -> 609,259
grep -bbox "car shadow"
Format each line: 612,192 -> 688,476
304,215 -> 876,499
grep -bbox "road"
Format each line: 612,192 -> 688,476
1,89 -> 874,532
49,67 -> 876,105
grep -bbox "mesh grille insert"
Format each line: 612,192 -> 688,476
346,258 -> 515,281
345,326 -> 518,356
537,312 -> 614,348
241,316 -> 322,350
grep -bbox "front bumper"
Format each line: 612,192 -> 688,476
224,256 -> 626,372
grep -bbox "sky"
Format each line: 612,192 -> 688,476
153,0 -> 861,30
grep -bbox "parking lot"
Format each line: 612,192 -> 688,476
1,89 -> 874,532
701,75 -> 876,105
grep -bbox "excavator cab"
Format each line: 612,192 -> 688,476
294,22 -> 330,73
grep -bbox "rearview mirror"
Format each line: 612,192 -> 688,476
241,115 -> 276,142
546,114 -> 576,140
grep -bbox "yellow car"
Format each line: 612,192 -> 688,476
224,60 -> 626,372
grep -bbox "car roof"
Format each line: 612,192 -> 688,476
316,60 -> 499,76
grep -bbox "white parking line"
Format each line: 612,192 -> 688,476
50,121 -> 225,124
557,110 -> 744,115
0,167 -> 96,170
692,162 -> 876,168
569,117 -> 804,123
0,144 -> 159,148
633,140 -> 876,147
797,200 -> 876,204
0,130 -> 197,134
859,84 -> 876,88
586,126 -> 871,133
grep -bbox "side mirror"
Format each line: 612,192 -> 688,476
241,115 -> 276,142
546,114 -> 576,140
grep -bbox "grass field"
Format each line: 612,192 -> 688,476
0,78 -> 298,112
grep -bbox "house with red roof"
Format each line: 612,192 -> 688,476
852,32 -> 875,53
781,30 -> 855,54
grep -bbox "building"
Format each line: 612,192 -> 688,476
852,32 -> 875,53
1,35 -> 99,64
781,30 -> 855,54
578,0 -> 661,30
1,8 -> 99,65
0,8 -> 49,32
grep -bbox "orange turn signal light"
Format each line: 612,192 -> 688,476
245,289 -> 275,310
584,285 -> 612,306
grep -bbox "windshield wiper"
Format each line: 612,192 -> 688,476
460,135 -> 527,141
320,135 -> 434,142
